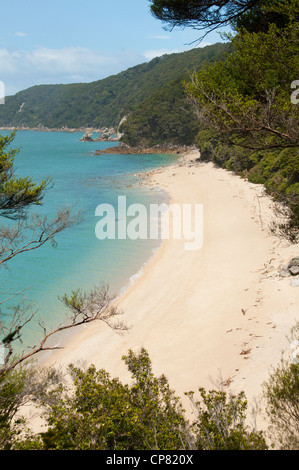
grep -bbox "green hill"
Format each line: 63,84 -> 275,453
0,43 -> 230,137
119,43 -> 231,147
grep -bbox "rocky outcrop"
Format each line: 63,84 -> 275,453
94,127 -> 117,141
95,142 -> 194,156
280,257 -> 299,277
80,131 -> 94,142
79,128 -> 118,142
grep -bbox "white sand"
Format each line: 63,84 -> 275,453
41,150 -> 299,428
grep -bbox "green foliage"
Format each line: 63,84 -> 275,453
185,1 -> 299,239
0,367 -> 28,449
120,78 -> 200,146
0,365 -> 63,450
231,0 -> 291,33
120,42 -> 231,146
0,44 -> 230,131
263,323 -> 299,450
187,388 -> 267,450
37,348 -> 189,450
18,348 -> 271,450
194,133 -> 299,240
0,131 -> 49,219
1,344 -> 299,450
185,23 -> 299,149
149,0 -> 262,35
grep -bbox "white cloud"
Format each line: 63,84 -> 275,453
0,42 -> 213,96
15,32 -> 27,37
28,46 -> 146,77
0,46 -> 147,96
195,41 -> 212,48
143,41 -> 211,61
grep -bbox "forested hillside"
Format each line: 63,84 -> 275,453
119,77 -> 200,146
118,42 -> 230,146
181,0 -> 299,241
0,43 -> 229,131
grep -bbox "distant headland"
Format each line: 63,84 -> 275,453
94,142 -> 194,155
0,126 -> 117,136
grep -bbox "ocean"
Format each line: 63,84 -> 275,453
0,130 -> 178,350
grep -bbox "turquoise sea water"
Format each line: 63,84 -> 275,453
0,130 -> 178,349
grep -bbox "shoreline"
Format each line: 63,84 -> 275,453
0,126 -> 107,133
38,149 -> 298,428
95,142 -> 195,155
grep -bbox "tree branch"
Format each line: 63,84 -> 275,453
0,284 -> 128,377
0,205 -> 82,267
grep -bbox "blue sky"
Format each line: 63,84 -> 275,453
0,0 -> 229,96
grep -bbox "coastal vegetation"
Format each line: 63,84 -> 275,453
0,131 -> 48,220
1,3 -> 297,236
0,131 -> 298,450
0,43 -> 230,132
118,42 -> 231,147
0,130 -> 297,451
0,339 -> 298,450
149,0 -> 265,37
1,3 -> 296,238
0,131 -> 125,409
149,0 -> 299,240
0,0 -> 298,453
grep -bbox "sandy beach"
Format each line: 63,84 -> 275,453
41,149 -> 299,428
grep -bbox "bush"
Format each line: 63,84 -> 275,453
187,388 -> 267,450
263,324 -> 299,450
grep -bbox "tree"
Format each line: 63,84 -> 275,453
3,342 -> 299,450
183,2 -> 299,240
0,132 -> 126,377
0,363 -> 62,450
0,131 -> 81,270
184,22 -> 299,153
230,0 -> 291,32
33,348 -> 191,450
0,131 -> 49,220
0,132 -> 128,449
0,284 -> 127,450
186,388 -> 267,450
263,323 -> 299,450
18,348 -> 269,450
149,0 -> 262,38
0,284 -> 127,378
